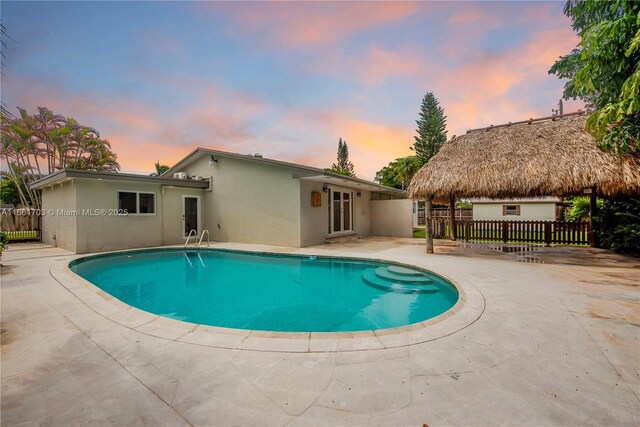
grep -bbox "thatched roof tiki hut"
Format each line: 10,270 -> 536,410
407,112 -> 640,253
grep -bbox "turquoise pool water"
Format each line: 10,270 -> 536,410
70,249 -> 459,332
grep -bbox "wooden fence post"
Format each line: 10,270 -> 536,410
502,222 -> 509,243
544,222 -> 552,246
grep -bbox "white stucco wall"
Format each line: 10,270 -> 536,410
74,179 -> 164,253
472,202 -> 557,221
298,183 -> 372,246
41,180 -> 77,252
354,190 -> 371,237
179,156 -> 302,247
370,199 -> 413,238
41,178 -> 205,253
299,180 -> 329,246
40,153 -> 404,253
161,186 -> 206,245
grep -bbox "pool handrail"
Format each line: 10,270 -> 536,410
197,230 -> 210,248
184,229 -> 197,248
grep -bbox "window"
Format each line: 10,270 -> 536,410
504,205 -> 520,216
118,191 -> 156,215
118,192 -> 137,214
139,193 -> 155,214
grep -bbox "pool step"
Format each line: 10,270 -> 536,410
387,265 -> 425,276
374,267 -> 433,283
362,269 -> 439,294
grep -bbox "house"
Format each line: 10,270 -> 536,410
30,148 -> 412,253
470,197 -> 561,221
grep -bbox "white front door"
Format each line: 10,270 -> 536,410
329,189 -> 354,234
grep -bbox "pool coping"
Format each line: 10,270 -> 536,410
50,244 -> 486,353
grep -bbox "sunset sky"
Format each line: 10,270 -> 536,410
2,1 -> 584,180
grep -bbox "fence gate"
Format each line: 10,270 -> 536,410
1,209 -> 43,242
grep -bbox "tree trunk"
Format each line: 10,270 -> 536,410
588,185 -> 597,247
449,193 -> 457,241
425,196 -> 434,254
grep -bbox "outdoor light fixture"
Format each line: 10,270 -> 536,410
322,183 -> 329,193
356,191 -> 362,197
209,155 -> 218,166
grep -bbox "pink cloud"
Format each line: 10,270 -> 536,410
448,4 -> 502,26
266,107 -> 415,179
3,75 -> 268,174
305,43 -> 430,86
207,2 -> 424,49
434,27 -> 582,135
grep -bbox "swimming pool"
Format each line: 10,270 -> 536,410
70,249 -> 459,332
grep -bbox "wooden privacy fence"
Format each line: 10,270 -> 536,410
429,218 -> 590,245
417,207 -> 471,226
432,218 -> 450,239
0,209 -> 42,241
432,208 -> 472,220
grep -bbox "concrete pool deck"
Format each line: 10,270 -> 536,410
1,239 -> 639,425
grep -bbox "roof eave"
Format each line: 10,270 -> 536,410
163,147 -> 404,195
30,169 -> 209,190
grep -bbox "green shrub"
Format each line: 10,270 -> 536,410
564,197 -> 604,222
455,200 -> 472,209
596,198 -> 640,256
0,231 -> 7,252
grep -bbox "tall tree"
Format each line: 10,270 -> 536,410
549,0 -> 640,154
549,1 -> 640,255
1,106 -> 120,208
411,92 -> 447,165
375,156 -> 422,190
328,137 -> 356,177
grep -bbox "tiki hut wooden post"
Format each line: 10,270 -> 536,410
588,185 -> 597,247
425,196 -> 434,254
449,193 -> 457,241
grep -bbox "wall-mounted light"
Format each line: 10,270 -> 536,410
356,191 -> 362,197
209,155 -> 218,166
322,183 -> 329,193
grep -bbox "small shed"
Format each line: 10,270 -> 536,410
469,197 -> 561,221
407,112 -> 640,252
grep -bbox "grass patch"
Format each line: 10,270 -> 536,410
5,230 -> 39,241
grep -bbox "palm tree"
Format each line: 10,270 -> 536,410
1,111 -> 42,208
154,161 -> 170,175
32,107 -> 66,173
1,107 -> 121,207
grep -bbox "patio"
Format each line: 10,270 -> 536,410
1,239 -> 638,425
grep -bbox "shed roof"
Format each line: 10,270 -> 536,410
408,112 -> 640,202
